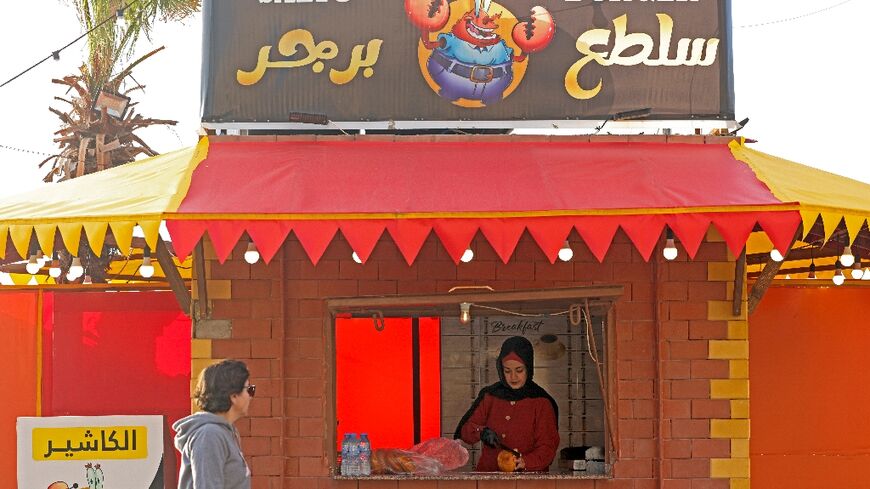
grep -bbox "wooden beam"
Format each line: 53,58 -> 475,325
733,250 -> 746,316
748,231 -> 800,314
193,240 -> 209,320
155,238 -> 191,317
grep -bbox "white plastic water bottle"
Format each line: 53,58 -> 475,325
340,433 -> 351,475
347,433 -> 360,476
359,433 -> 371,476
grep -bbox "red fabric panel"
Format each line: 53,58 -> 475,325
340,221 -> 389,264
165,220 -> 207,261
0,292 -> 39,481
418,317 -> 442,440
246,220 -> 293,264
178,141 -> 785,215
573,216 -> 621,262
479,219 -> 526,264
336,318 -> 414,449
667,214 -> 712,259
45,291 -> 191,429
619,215 -> 666,262
385,220 -> 433,266
292,221 -> 339,266
206,220 -> 247,263
757,211 -> 802,256
432,220 -> 480,264
335,317 -> 442,450
751,286 -> 870,489
710,213 -> 759,257
526,217 -> 575,264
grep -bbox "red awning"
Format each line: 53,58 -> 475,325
166,137 -> 801,265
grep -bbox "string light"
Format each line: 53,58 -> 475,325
459,302 -> 471,325
0,0 -> 142,88
49,252 -> 62,278
139,246 -> 155,278
851,258 -> 863,280
69,257 -> 84,279
26,255 -> 41,275
833,261 -> 845,286
808,262 -> 816,280
662,228 -> 678,261
769,249 -> 784,262
460,247 -> 474,263
244,242 -> 260,264
840,245 -> 855,267
558,241 -> 574,262
351,251 -> 363,264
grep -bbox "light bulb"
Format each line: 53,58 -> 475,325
244,242 -> 260,264
69,257 -> 84,278
82,275 -> 93,285
662,238 -> 678,261
851,262 -> 864,280
28,276 -> 38,286
48,260 -> 61,278
459,302 -> 471,325
460,247 -> 474,263
832,262 -> 845,286
66,272 -> 77,281
769,249 -> 784,262
351,251 -> 362,264
26,255 -> 40,275
862,268 -> 870,281
139,256 -> 155,278
558,241 -> 574,262
840,246 -> 855,267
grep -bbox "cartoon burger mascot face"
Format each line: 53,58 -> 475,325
405,0 -> 555,107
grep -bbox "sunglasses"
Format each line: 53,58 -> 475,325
245,384 -> 256,397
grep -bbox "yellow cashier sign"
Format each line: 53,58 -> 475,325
33,426 -> 147,461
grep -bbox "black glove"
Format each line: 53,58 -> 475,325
480,427 -> 500,448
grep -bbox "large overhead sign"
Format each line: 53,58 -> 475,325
201,0 -> 734,128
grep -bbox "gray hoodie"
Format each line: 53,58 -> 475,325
173,412 -> 251,489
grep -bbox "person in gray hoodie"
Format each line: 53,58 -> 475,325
173,359 -> 254,489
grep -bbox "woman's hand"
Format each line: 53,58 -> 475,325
480,427 -> 500,448
514,455 -> 525,471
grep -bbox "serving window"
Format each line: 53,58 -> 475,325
329,285 -> 621,479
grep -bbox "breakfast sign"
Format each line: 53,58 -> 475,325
17,416 -> 167,489
201,0 -> 734,126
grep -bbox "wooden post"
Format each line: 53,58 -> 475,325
155,238 -> 191,317
732,250 -> 746,316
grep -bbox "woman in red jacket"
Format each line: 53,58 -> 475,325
455,336 -> 560,472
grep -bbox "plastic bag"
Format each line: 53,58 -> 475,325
370,448 -> 443,475
409,437 -> 469,470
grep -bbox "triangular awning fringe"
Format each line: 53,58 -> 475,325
0,137 -> 867,266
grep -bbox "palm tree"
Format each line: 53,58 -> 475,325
40,0 -> 200,283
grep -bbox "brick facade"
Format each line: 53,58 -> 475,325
190,227 -> 746,489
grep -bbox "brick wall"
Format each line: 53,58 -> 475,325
191,227 -> 743,489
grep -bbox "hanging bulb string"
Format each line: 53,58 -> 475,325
0,0 -> 143,89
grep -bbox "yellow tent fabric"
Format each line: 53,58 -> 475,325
0,139 -> 207,258
730,139 -> 870,243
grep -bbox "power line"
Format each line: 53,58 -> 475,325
738,0 -> 854,28
0,144 -> 53,157
0,0 -> 140,89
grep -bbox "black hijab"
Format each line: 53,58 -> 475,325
454,336 -> 559,439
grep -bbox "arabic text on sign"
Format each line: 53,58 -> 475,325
33,426 -> 148,461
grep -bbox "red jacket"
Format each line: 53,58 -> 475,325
458,393 -> 559,471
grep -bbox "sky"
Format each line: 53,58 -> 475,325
0,0 -> 867,199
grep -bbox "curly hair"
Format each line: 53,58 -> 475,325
194,359 -> 250,413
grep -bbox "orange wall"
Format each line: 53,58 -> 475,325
751,286 -> 870,489
0,292 -> 39,482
